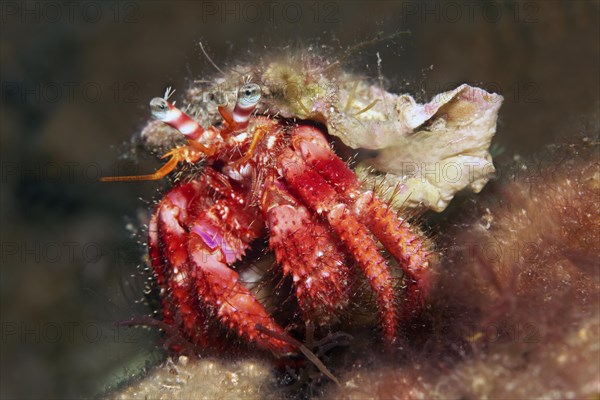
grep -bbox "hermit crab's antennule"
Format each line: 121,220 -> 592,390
149,97 -> 205,141
233,83 -> 261,129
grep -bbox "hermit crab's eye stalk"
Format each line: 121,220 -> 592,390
233,83 -> 261,128
149,97 -> 205,140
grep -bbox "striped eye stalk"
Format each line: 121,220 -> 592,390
149,97 -> 206,141
232,83 -> 261,129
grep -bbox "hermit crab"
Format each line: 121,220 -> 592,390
102,50 -> 502,361
103,81 -> 430,356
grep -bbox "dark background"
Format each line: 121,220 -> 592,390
1,1 -> 598,397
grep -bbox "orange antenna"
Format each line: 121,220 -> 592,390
100,94 -> 210,182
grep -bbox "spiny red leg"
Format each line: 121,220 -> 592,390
153,171 -> 295,355
279,149 -> 399,345
185,217 -> 295,355
186,233 -> 295,354
181,170 -> 295,355
148,212 -> 175,326
261,178 -> 352,326
156,191 -> 215,350
148,178 -> 224,351
291,126 -> 432,320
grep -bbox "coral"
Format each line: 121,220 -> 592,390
110,356 -> 276,400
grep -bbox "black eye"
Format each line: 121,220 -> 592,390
150,97 -> 170,115
237,83 -> 261,106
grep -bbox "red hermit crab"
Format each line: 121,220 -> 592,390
102,80 -> 432,357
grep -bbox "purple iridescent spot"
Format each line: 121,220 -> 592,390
192,224 -> 220,250
191,223 -> 239,264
